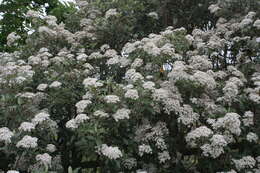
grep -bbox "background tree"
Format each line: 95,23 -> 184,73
0,0 -> 75,52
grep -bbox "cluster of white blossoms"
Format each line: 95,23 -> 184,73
212,113 -> 241,136
36,153 -> 52,166
232,156 -> 256,171
66,114 -> 89,129
112,108 -> 131,122
31,112 -> 50,125
104,95 -> 120,103
7,32 -> 21,46
138,144 -> 153,156
97,144 -> 123,159
0,58 -> 34,85
178,104 -> 200,126
125,69 -> 144,83
75,100 -> 92,113
49,81 -> 62,88
147,12 -> 159,20
46,144 -> 56,153
105,9 -> 119,19
125,89 -> 139,100
18,122 -> 35,132
185,126 -> 212,147
158,151 -> 171,163
16,135 -> 38,148
83,77 -> 103,88
246,132 -> 259,143
93,110 -> 109,118
201,134 -> 228,158
7,171 -> 20,173
0,127 -> 14,143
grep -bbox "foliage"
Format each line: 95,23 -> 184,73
0,0 -> 260,173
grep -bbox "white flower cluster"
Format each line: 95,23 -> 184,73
193,71 -> 216,90
46,144 -> 56,153
246,132 -> 258,143
105,9 -> 118,19
36,153 -> 52,166
97,144 -> 123,159
7,32 -> 21,46
0,127 -> 14,143
75,100 -> 92,113
201,134 -> 228,158
232,156 -> 256,171
125,69 -> 144,83
138,144 -> 152,156
147,12 -> 159,20
83,77 -> 103,88
18,122 -> 35,132
32,112 -> 50,125
7,171 -> 20,173
158,151 -> 171,163
49,81 -> 62,88
243,111 -> 254,126
125,89 -> 139,100
16,135 -> 38,148
178,104 -> 200,126
104,95 -> 120,103
0,60 -> 34,85
212,113 -> 241,136
66,114 -> 89,129
186,126 -> 213,147
93,110 -> 109,118
112,108 -> 131,121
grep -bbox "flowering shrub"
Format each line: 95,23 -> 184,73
0,0 -> 259,173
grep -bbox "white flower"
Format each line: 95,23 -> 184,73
186,126 -> 213,147
94,110 -> 109,118
0,127 -> 14,143
253,19 -> 260,29
178,104 -> 200,126
107,56 -> 119,65
7,171 -> 20,173
105,9 -> 118,19
213,113 -> 241,136
131,58 -> 143,68
75,114 -> 89,124
32,112 -> 50,125
158,151 -> 171,163
36,153 -> 52,166
7,32 -> 21,46
240,18 -> 253,28
193,71 -> 216,90
16,135 -> 38,148
37,83 -> 48,91
112,108 -> 131,121
142,81 -> 155,90
138,144 -> 152,156
19,122 -> 35,132
104,95 -> 120,103
233,156 -> 256,171
75,100 -> 92,113
66,119 -> 78,129
83,78 -> 103,88
243,111 -> 254,126
125,89 -> 139,100
49,81 -> 62,88
46,144 -> 56,153
147,12 -> 159,20
246,132 -> 258,143
97,144 -> 122,159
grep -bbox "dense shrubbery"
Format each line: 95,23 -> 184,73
0,0 -> 259,172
